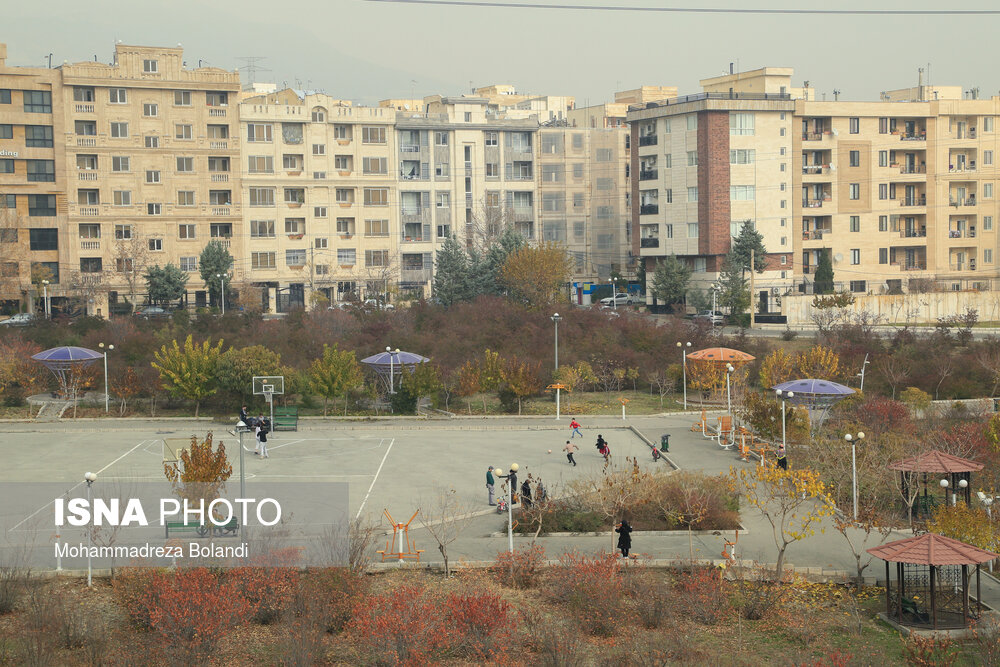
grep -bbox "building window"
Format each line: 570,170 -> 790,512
687,151 -> 698,166
879,117 -> 889,134
283,154 -> 303,170
24,125 -> 53,147
333,155 -> 352,171
26,160 -> 55,182
247,156 -> 273,173
249,187 -> 275,207
687,187 -> 698,202
311,108 -> 326,123
849,117 -> 860,134
780,236 -> 786,246
1,194 -> 15,209
285,218 -> 305,234
334,125 -> 352,140
250,220 -> 275,238
282,123 -> 304,144
24,90 -> 52,113
0,124 -> 12,139
174,90 -> 191,106
436,193 -> 450,208
879,215 -> 888,231
730,185 -> 755,201
849,150 -> 860,167
286,249 -> 306,266
435,163 -> 449,177
985,216 -> 993,231
850,249 -> 860,265
251,252 -> 276,269
209,190 -> 231,205
485,131 -> 498,146
312,143 -> 326,156
145,135 -> 159,148
365,250 -> 389,267
210,223 -> 232,239
78,189 -> 99,205
178,224 -> 196,240
113,191 -> 132,207
986,183 -> 994,199
985,150 -> 994,166
365,219 -> 389,237
114,224 -> 133,240
664,189 -> 672,203
315,238 -> 329,251
337,249 -> 356,265
177,190 -> 195,206
247,123 -> 273,142
175,124 -> 192,140
987,249 -> 995,264
687,223 -> 699,238
878,151 -> 888,167
284,188 -> 305,204
879,248 -> 888,264
665,224 -> 673,239
336,188 -> 354,204
76,154 -> 97,170
206,91 -> 228,107
142,59 -> 158,73
486,163 -> 498,178
364,188 -> 388,206
110,122 -> 129,138
110,156 -> 130,173
363,157 -> 387,175
80,257 -> 103,273
850,215 -> 860,232
663,154 -> 672,169
314,206 -> 328,218
850,183 -> 860,200
142,102 -> 158,117
985,117 -> 995,132
729,149 -> 755,164
729,112 -> 754,135
78,224 -> 100,239
878,184 -> 888,200
179,257 -> 197,272
686,115 -> 697,131
147,203 -> 161,215
435,131 -> 449,146
148,238 -> 162,251
850,280 -> 866,293
335,218 -> 355,235
779,127 -> 786,136
176,157 -> 193,172
29,228 -> 58,250
362,126 -> 386,144
109,88 -> 127,104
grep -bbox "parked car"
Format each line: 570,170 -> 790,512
599,292 -> 635,307
135,306 -> 170,320
364,299 -> 395,311
0,313 -> 36,327
694,310 -> 726,326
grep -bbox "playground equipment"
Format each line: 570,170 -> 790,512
690,409 -> 707,434
722,530 -> 739,564
377,509 -> 424,562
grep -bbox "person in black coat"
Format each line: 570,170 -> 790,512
520,478 -> 533,508
616,519 -> 633,558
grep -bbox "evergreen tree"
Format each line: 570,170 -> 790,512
470,227 -> 525,297
730,220 -> 768,276
199,241 -> 235,306
145,264 -> 188,306
650,255 -> 691,309
814,249 -> 835,294
717,252 -> 750,317
432,237 -> 472,306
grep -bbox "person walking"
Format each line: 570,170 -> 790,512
597,435 -> 611,463
563,440 -> 578,466
520,477 -> 533,509
536,479 -> 547,504
569,418 -> 582,438
258,418 -> 269,459
486,466 -> 496,506
616,519 -> 633,558
776,444 -> 788,470
254,415 -> 263,455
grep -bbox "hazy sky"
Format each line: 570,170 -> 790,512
4,0 -> 999,106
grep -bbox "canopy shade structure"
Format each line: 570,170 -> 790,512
31,346 -> 104,397
686,347 -> 755,364
888,450 -> 985,474
868,533 -> 997,566
771,378 -> 855,410
361,350 -> 429,395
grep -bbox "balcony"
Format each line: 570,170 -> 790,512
900,132 -> 926,141
639,169 -> 658,181
948,229 -> 976,239
949,164 -> 977,173
77,137 -> 97,147
211,173 -> 229,183
640,237 -> 659,248
802,132 -> 826,141
80,240 -> 100,250
638,135 -> 657,147
949,197 -> 976,207
900,228 -> 927,239
78,172 -> 98,181
802,164 -> 829,174
802,199 -> 825,209
900,165 -> 926,174
893,261 -> 927,271
209,108 -> 227,117
400,144 -> 420,153
75,103 -> 94,113
79,207 -> 100,216
210,141 -> 228,150
950,262 -> 976,272
401,209 -> 425,224
212,238 -> 232,250
900,195 -> 927,207
513,207 -> 534,222
400,268 -> 433,282
211,207 -> 231,216
640,204 -> 659,215
803,230 -> 829,240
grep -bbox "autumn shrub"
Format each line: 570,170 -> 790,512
624,567 -> 672,629
112,567 -> 164,629
444,590 -> 517,660
0,566 -> 28,615
855,397 -> 911,436
546,552 -> 623,636
673,566 -> 727,624
523,611 -> 587,667
230,566 -> 298,625
511,499 -> 603,534
902,633 -> 957,667
346,584 -> 448,666
970,622 -> 1000,666
653,472 -> 740,531
493,544 -> 545,589
730,564 -> 787,621
295,568 -> 369,633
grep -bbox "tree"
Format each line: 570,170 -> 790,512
501,356 -> 543,415
730,220 -> 767,276
759,348 -> 795,389
163,432 -> 233,506
111,234 -> 151,312
199,240 -> 235,306
650,256 -> 691,309
456,361 -> 481,415
717,253 -> 750,317
217,345 -> 282,404
309,344 -> 363,416
498,242 -> 572,309
151,335 -> 224,417
729,465 -> 835,580
876,353 -> 911,400
795,345 -> 840,380
402,361 -> 443,404
419,488 -> 474,578
477,349 -> 504,413
145,263 -> 188,306
111,365 -> 143,416
432,237 -> 472,306
813,249 -> 834,294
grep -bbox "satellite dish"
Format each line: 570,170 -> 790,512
834,253 -> 844,263
403,104 -> 410,110
771,287 -> 780,295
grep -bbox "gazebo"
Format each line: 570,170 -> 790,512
686,347 -> 755,366
888,450 -> 983,514
360,349 -> 429,395
868,533 -> 997,630
771,378 -> 855,411
31,346 -> 103,398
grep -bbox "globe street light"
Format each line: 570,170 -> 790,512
216,273 -> 226,315
235,420 -> 252,540
550,313 -> 562,370
42,279 -> 50,319
940,477 -> 968,506
676,341 -> 692,410
84,472 -> 97,587
775,389 -> 795,453
385,347 -> 400,394
609,278 -> 617,310
725,363 -> 735,415
844,431 -> 865,521
98,343 -> 114,413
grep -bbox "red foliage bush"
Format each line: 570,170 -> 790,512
855,397 -> 911,436
229,566 -> 298,624
493,544 -> 545,589
112,567 -> 164,629
444,591 -> 517,660
673,566 -> 728,624
545,552 -> 623,636
346,584 -> 448,666
298,568 -> 370,633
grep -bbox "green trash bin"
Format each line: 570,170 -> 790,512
660,434 -> 670,452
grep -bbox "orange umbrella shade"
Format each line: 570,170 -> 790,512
686,347 -> 756,363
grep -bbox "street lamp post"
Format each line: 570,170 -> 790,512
550,313 -> 562,370
236,420 -> 250,540
940,477 -> 968,506
98,343 -> 114,413
711,285 -> 718,315
216,273 -> 226,315
385,346 -> 400,394
42,279 -> 50,319
677,341 -> 691,410
725,363 -> 735,415
776,390 -> 795,452
84,472 -> 96,586
610,278 -> 617,311
497,463 -> 519,552
844,431 -> 866,521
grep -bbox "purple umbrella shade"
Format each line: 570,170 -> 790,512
31,346 -> 104,363
361,351 -> 429,367
772,378 -> 855,397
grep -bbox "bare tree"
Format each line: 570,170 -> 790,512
418,488 -> 475,577
932,354 -> 954,400
875,354 -> 910,400
110,234 -> 151,312
976,344 -> 1000,397
467,197 -> 518,253
647,371 -> 676,409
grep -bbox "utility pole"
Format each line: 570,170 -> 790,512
748,249 -> 755,329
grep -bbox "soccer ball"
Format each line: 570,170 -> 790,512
547,449 -> 552,454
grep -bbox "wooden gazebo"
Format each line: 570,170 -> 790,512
888,450 -> 983,514
868,533 -> 997,630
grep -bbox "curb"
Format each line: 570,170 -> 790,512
488,525 -> 747,538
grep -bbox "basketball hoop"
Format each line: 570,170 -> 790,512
252,376 -> 285,430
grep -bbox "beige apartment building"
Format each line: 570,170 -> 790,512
60,43 -> 242,315
0,44 -> 67,314
627,69 -> 800,313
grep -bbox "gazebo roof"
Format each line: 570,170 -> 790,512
686,347 -> 755,363
887,449 -> 984,474
868,532 -> 999,565
772,378 -> 855,397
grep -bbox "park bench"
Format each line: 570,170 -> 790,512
273,406 -> 298,431
164,518 -> 239,539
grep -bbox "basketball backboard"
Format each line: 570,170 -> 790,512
252,375 -> 285,396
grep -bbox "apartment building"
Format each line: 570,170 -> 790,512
0,44 -> 67,314
61,43 -> 241,314
627,69 -> 799,313
795,90 -> 1000,293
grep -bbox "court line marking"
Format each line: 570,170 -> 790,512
356,438 -> 393,520
9,439 -> 152,532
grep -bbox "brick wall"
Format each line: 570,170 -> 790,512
696,111 -> 731,258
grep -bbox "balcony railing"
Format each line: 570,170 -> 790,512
802,132 -> 826,141
900,196 -> 927,207
211,207 -> 231,216
802,164 -> 829,174
802,199 -> 824,208
640,237 -> 659,248
400,268 -> 433,282
77,137 -> 97,147
638,135 -> 657,147
209,108 -> 227,117
80,240 -> 100,250
78,172 -> 98,181
950,262 -> 976,272
949,197 -> 976,207
803,230 -> 829,240
948,229 -> 976,238
79,207 -> 100,216
900,165 -> 926,174
210,141 -> 229,149
949,164 -> 976,173
900,132 -> 926,141
400,144 -> 420,153
512,207 -> 533,222
639,169 -> 658,181
640,204 -> 659,215
212,238 -> 232,250
893,261 -> 927,271
211,173 -> 229,182
75,103 -> 94,113
900,229 -> 927,238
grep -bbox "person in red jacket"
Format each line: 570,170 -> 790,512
569,417 -> 582,438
